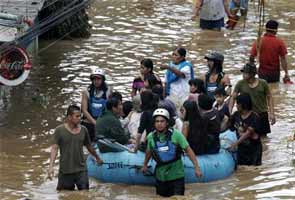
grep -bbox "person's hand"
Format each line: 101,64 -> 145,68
284,73 -> 289,79
160,64 -> 169,70
269,113 -> 276,125
141,165 -> 148,174
228,142 -> 238,152
195,166 -> 202,178
128,138 -> 136,144
91,119 -> 96,125
128,147 -> 138,153
227,13 -> 235,19
191,14 -> 198,20
191,11 -> 199,20
48,167 -> 54,180
96,157 -> 103,165
283,75 -> 293,84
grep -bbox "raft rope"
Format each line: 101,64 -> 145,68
89,156 -> 154,177
103,162 -> 154,177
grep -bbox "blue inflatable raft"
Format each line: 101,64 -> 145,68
87,130 -> 237,185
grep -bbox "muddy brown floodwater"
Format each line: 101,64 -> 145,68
0,0 -> 295,199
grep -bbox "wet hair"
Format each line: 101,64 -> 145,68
206,53 -> 224,74
266,20 -> 278,33
144,74 -> 160,90
122,101 -> 133,118
183,100 -> 207,155
140,58 -> 154,72
140,90 -> 158,111
151,85 -> 177,119
88,77 -> 108,97
183,100 -> 200,122
236,93 -> 252,111
188,78 -> 206,94
106,97 -> 121,110
175,47 -> 187,57
211,60 -> 223,74
198,94 -> 214,111
109,91 -> 122,102
66,105 -> 80,116
152,85 -> 164,100
214,87 -> 227,96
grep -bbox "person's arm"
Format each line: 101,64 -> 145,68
223,0 -> 232,17
185,146 -> 202,178
182,121 -> 189,138
266,87 -> 276,125
229,127 -> 252,151
220,115 -> 229,132
86,144 -> 103,164
280,56 -> 289,78
132,133 -> 142,153
141,150 -> 152,173
132,112 -> 147,152
48,144 -> 58,180
222,75 -> 232,96
109,120 -> 130,144
192,0 -> 202,19
161,64 -> 185,78
81,91 -> 96,125
249,41 -> 257,64
131,88 -> 137,97
153,73 -> 163,85
228,91 -> 238,114
106,86 -> 113,99
131,78 -> 139,98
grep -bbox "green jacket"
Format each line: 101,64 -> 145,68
95,110 -> 130,152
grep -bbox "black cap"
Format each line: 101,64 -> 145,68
241,63 -> 257,74
266,20 -> 278,31
205,52 -> 224,62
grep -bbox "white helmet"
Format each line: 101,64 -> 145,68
90,68 -> 105,79
153,108 -> 170,120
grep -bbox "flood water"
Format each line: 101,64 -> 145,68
1,0 -> 295,199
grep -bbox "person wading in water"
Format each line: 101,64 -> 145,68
141,108 -> 202,197
249,20 -> 290,83
229,63 -> 276,136
202,52 -> 231,100
48,105 -> 103,190
81,68 -> 112,142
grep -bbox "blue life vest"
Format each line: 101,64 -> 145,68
88,89 -> 107,119
165,60 -> 194,96
205,72 -> 224,99
206,82 -> 219,99
152,129 -> 182,165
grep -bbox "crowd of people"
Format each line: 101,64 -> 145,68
48,19 -> 291,197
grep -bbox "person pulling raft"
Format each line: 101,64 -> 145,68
141,108 -> 202,197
